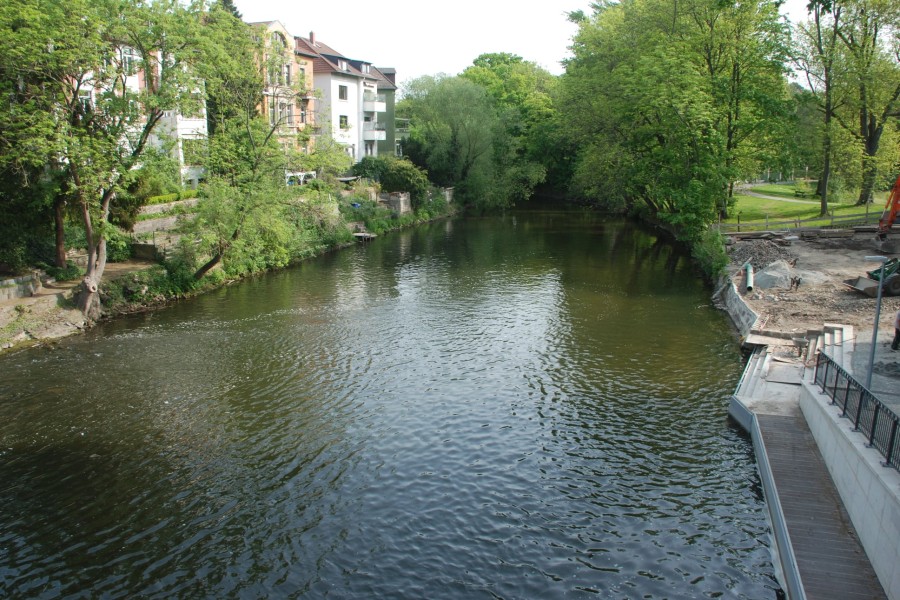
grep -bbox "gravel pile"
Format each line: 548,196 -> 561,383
728,239 -> 797,270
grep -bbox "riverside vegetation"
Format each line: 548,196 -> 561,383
1,0 -> 898,327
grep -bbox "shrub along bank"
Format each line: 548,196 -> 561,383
98,187 -> 456,316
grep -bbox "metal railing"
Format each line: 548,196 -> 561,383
814,352 -> 900,470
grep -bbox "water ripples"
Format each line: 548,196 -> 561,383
0,215 -> 778,598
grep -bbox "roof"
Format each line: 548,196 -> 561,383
295,34 -> 395,84
371,66 -> 397,91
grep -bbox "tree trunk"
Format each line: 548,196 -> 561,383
75,194 -> 109,324
53,197 -> 67,268
855,122 -> 882,206
77,236 -> 106,324
193,252 -> 223,280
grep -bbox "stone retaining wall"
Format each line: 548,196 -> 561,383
0,273 -> 43,302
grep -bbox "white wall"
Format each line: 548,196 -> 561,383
315,73 -> 360,160
800,382 -> 900,599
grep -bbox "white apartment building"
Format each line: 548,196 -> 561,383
296,32 -> 388,162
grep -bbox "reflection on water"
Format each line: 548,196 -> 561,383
0,211 -> 779,598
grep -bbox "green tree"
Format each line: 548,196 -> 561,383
0,0 -> 204,319
561,0 -> 791,238
401,76 -> 504,208
186,16 -> 307,280
215,0 -> 242,19
796,0 -> 846,213
462,53 -> 557,199
832,0 -> 900,205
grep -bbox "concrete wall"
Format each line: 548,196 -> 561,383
379,192 -> 410,215
717,277 -> 759,337
800,382 -> 900,599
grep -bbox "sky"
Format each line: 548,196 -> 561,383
234,0 -> 813,90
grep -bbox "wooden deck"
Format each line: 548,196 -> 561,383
757,412 -> 886,600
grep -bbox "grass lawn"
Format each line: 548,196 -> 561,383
749,182 -> 813,199
725,183 -> 887,224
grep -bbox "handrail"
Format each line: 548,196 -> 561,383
814,352 -> 900,470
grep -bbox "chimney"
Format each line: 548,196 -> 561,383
309,31 -> 315,46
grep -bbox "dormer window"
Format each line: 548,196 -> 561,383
362,64 -> 370,74
338,59 -> 348,71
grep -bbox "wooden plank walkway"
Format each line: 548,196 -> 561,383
757,412 -> 887,600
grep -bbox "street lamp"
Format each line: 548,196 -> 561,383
865,255 -> 888,389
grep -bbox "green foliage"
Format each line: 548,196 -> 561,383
351,156 -> 431,207
691,229 -> 729,280
300,135 -> 354,178
45,261 -> 83,282
382,159 -> 430,206
302,178 -> 333,193
561,0 -> 791,231
401,76 -> 500,208
103,227 -> 132,262
352,156 -> 390,181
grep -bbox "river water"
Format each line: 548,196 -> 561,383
0,209 -> 779,598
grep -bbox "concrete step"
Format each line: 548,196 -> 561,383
737,347 -> 766,398
743,348 -> 770,399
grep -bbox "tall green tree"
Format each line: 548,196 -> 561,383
0,0 -> 203,320
796,0 -> 845,213
833,0 -> 900,205
561,0 -> 791,238
401,76 -> 503,208
461,53 -> 555,200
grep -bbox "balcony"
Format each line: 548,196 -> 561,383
363,121 -> 386,141
363,92 -> 386,113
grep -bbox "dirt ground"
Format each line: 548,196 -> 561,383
0,260 -> 156,351
727,232 -> 900,337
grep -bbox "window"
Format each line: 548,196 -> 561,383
339,115 -> 349,129
280,102 -> 294,126
283,64 -> 291,86
122,47 -> 137,76
268,96 -> 276,125
338,85 -> 348,101
362,64 -> 370,74
338,59 -> 348,71
77,89 -> 93,112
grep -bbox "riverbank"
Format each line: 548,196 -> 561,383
0,207 -> 456,354
0,261 -> 160,352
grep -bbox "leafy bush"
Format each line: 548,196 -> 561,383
352,156 -> 390,181
146,188 -> 200,205
45,261 -> 83,282
105,227 -> 132,262
691,229 -> 729,280
303,178 -> 332,192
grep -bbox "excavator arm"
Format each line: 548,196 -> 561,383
878,173 -> 900,237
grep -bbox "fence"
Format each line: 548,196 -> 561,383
716,209 -> 883,233
814,351 -> 900,470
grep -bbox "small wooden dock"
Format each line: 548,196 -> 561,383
352,232 -> 377,242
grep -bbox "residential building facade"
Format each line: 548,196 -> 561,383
250,21 -> 318,183
295,32 -> 395,163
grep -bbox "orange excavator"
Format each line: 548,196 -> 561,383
845,174 -> 900,296
876,173 -> 900,253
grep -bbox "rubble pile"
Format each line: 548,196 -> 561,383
728,239 -> 796,270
